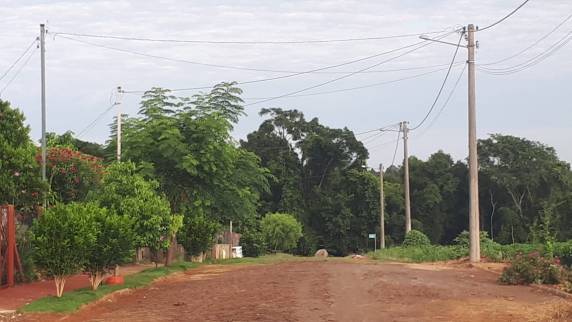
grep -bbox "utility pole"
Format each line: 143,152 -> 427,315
40,24 -> 46,183
401,121 -> 412,233
116,86 -> 123,162
379,164 -> 385,249
39,24 -> 47,208
467,24 -> 481,262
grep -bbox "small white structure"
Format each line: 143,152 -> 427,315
232,246 -> 243,258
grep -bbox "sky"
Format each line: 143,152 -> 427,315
0,0 -> 571,168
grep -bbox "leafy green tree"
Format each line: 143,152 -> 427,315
31,203 -> 96,297
261,213 -> 303,252
46,131 -> 106,158
90,162 -> 173,262
84,207 -> 135,290
178,212 -> 221,259
403,230 -> 431,247
0,100 -> 45,221
117,83 -> 269,226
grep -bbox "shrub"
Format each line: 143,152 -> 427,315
240,229 -> 266,257
31,203 -> 96,297
499,252 -> 562,285
454,230 -> 503,261
178,212 -> 221,258
261,213 -> 303,252
84,207 -> 135,290
554,242 -> 572,267
370,245 -> 466,262
402,230 -> 431,247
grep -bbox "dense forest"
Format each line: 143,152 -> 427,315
2,82 -> 571,256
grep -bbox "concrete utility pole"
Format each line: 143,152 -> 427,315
467,24 -> 481,263
40,24 -> 46,183
116,86 -> 123,162
401,121 -> 412,233
379,164 -> 385,249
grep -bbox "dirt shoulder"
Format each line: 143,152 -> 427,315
12,259 -> 571,322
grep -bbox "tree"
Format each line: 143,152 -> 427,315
261,213 -> 303,252
90,162 -> 174,262
0,100 -> 45,221
46,131 -> 106,158
41,147 -> 103,203
178,212 -> 221,260
31,203 -> 96,297
117,83 -> 269,225
84,207 -> 134,290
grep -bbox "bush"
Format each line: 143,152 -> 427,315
499,252 -> 562,285
31,203 -> 96,297
261,213 -> 303,252
554,242 -> 572,267
402,230 -> 431,247
84,206 -> 135,290
178,212 -> 221,258
240,229 -> 266,257
454,230 -> 503,261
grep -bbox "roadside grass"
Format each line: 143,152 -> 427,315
207,253 -> 314,265
369,245 -> 466,263
20,261 -> 197,313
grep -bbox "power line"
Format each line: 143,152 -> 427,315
119,35 -> 453,94
412,63 -> 467,138
479,11 -> 572,66
243,32 -> 456,107
0,46 -> 38,97
245,63 -> 465,100
479,31 -> 571,75
390,130 -> 401,167
355,122 -> 402,136
76,102 -> 118,138
410,31 -> 465,131
51,29 -> 451,45
0,38 -> 38,83
478,0 -> 531,32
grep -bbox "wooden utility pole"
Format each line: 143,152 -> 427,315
116,86 -> 123,162
401,121 -> 412,233
467,24 -> 481,262
379,164 -> 385,249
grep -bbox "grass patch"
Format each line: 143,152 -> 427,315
20,261 -> 198,313
369,245 -> 466,263
206,253 -> 310,265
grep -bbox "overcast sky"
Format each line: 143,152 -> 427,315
1,0 -> 571,168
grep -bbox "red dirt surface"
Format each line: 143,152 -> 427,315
0,264 -> 154,311
11,260 -> 572,321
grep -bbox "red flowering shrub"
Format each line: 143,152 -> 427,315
499,251 -> 563,285
36,147 -> 103,203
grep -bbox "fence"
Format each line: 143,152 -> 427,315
0,205 -> 15,288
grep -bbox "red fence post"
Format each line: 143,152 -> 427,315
6,205 -> 15,287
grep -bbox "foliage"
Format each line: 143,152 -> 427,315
16,224 -> 38,282
178,212 -> 221,257
31,203 -> 97,297
554,242 -> 572,267
21,261 -> 197,313
115,84 -> 270,227
90,161 -> 173,253
40,147 -> 103,203
46,131 -> 106,158
261,213 -> 303,251
499,252 -> 562,285
402,230 -> 431,247
370,245 -> 466,263
240,228 -> 266,257
0,100 -> 45,221
84,207 -> 135,290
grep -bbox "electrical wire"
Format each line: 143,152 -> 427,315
76,102 -> 118,138
412,63 -> 467,138
478,0 -> 531,32
0,38 -> 38,83
479,11 -> 572,66
51,29 -> 451,45
355,122 -> 402,136
0,46 -> 38,97
410,31 -> 464,131
479,31 -> 571,75
245,62 -> 465,100
390,130 -> 401,167
243,32 -> 457,107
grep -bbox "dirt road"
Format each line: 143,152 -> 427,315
16,260 -> 570,321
